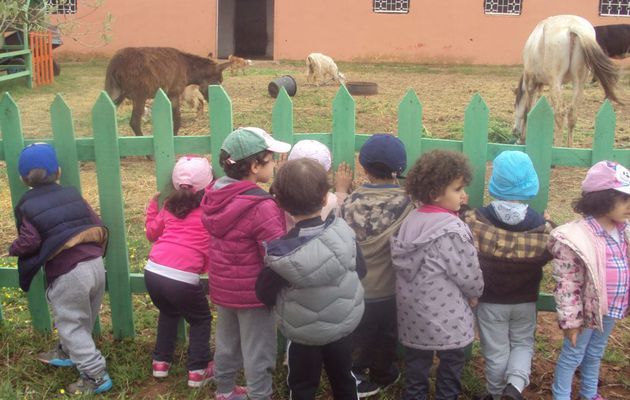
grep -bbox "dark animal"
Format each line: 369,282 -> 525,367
595,24 -> 630,59
105,47 -> 231,136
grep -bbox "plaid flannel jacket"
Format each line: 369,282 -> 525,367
462,209 -> 552,303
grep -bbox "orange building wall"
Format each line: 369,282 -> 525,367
55,0 -> 218,58
56,0 -> 630,64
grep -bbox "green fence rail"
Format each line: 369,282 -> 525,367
0,84 -> 628,339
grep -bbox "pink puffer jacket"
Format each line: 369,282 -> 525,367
145,198 -> 210,275
201,177 -> 286,308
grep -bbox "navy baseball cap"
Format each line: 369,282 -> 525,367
18,143 -> 59,178
359,134 -> 407,177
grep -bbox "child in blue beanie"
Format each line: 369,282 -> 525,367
461,151 -> 553,400
9,143 -> 111,395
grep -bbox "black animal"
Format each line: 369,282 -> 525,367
595,24 -> 630,59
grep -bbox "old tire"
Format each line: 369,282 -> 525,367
346,81 -> 378,96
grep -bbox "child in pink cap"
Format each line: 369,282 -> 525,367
144,155 -> 215,388
549,161 -> 630,400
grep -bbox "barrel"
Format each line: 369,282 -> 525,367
268,75 -> 297,98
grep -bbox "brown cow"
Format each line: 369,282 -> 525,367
105,47 -> 231,136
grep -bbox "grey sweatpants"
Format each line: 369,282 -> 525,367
46,257 -> 107,378
214,306 -> 277,400
476,302 -> 537,396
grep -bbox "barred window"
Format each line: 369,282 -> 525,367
484,0 -> 522,15
600,0 -> 630,16
46,0 -> 77,15
373,0 -> 410,14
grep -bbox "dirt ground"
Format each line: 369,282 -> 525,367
1,58 -> 629,399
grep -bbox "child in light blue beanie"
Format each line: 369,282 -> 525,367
461,151 -> 553,400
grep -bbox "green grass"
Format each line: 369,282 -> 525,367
2,60 -> 630,399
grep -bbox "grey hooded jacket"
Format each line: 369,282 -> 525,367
265,217 -> 365,346
392,211 -> 484,350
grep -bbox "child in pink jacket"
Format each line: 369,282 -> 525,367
202,127 -> 291,400
144,156 -> 214,388
549,161 -> 630,400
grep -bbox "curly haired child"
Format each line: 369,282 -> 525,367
144,155 -> 214,387
549,161 -> 630,400
201,127 -> 291,400
392,149 -> 484,400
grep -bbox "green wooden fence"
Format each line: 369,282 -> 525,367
0,84 -> 628,339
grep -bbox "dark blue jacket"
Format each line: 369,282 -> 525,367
14,183 -> 102,291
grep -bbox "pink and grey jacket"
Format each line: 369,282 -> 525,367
201,177 -> 286,308
145,198 -> 210,275
549,219 -> 629,331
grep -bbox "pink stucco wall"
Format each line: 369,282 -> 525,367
55,0 -> 217,58
56,0 -> 630,64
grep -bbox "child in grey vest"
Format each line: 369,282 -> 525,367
256,158 -> 366,400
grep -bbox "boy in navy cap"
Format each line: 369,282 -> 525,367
9,143 -> 111,394
341,134 -> 414,397
461,151 -> 553,400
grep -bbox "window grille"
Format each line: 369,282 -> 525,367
600,0 -> 630,16
373,0 -> 410,14
484,0 -> 522,15
46,0 -> 77,15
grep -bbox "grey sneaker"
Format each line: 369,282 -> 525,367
67,372 -> 113,395
36,347 -> 75,367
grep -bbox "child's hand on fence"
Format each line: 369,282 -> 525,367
468,297 -> 478,308
335,162 -> 353,194
276,153 -> 288,173
564,327 -> 581,347
544,209 -> 552,221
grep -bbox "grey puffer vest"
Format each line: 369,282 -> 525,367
265,218 -> 365,346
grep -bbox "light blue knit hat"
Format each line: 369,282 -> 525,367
488,151 -> 539,201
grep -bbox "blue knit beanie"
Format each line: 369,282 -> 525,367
488,151 -> 539,201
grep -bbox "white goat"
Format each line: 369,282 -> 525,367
306,53 -> 346,86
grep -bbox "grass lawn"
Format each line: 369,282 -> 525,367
1,59 -> 629,399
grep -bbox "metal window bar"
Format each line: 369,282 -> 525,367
373,0 -> 409,14
600,0 -> 630,16
484,0 -> 522,15
45,0 -> 77,15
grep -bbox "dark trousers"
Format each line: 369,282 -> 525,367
144,270 -> 212,370
352,297 -> 399,384
287,335 -> 358,400
402,346 -> 466,400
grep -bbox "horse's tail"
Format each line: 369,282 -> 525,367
104,62 -> 124,106
576,33 -> 622,104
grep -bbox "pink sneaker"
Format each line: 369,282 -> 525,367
215,386 -> 248,400
188,361 -> 215,388
152,360 -> 170,378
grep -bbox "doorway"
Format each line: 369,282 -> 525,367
217,0 -> 274,59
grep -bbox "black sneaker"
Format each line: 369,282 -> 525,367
501,384 -> 524,400
357,380 -> 381,398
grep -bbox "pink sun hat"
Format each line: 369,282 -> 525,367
172,155 -> 213,192
581,160 -> 630,194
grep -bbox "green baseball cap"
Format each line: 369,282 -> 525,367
221,127 -> 291,163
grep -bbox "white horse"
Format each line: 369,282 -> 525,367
513,15 -> 621,147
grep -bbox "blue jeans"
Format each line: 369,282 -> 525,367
551,315 -> 616,400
